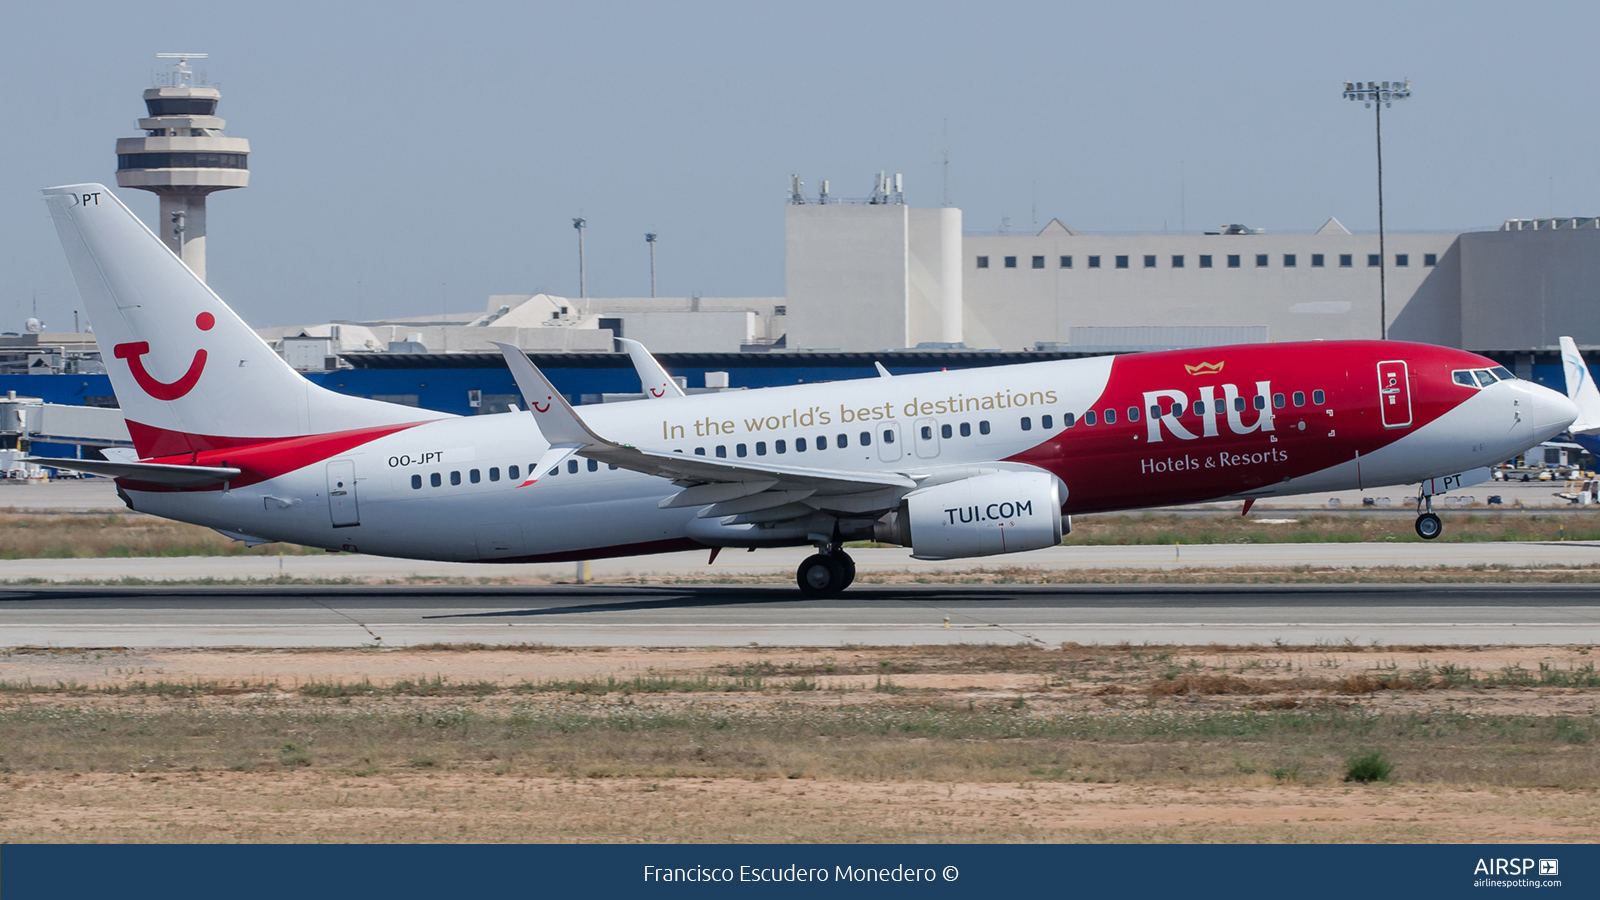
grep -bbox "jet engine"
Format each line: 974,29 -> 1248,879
879,470 -> 1064,560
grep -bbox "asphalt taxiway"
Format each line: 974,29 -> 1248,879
3,583 -> 1599,648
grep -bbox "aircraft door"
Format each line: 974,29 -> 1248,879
877,422 -> 903,462
1377,360 -> 1413,429
327,459 -> 360,527
914,417 -> 941,459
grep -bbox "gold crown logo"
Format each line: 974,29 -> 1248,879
1184,361 -> 1224,376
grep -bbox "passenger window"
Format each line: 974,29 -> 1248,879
430,472 -> 441,487
509,465 -> 520,480
489,467 -> 500,482
837,434 -> 848,448
1065,412 -> 1076,427
1273,393 -> 1285,409
882,429 -> 895,444
941,424 -> 952,439
1084,410 -> 1096,425
816,435 -> 827,450
566,460 -> 578,474
1021,416 -> 1033,431
796,437 -> 808,452
588,459 -> 598,471
860,431 -> 871,446
1126,407 -> 1138,422
979,420 -> 991,434
1042,415 -> 1053,429
921,426 -> 932,440
1313,389 -> 1326,404
1253,395 -> 1266,410
776,439 -> 787,454
1169,402 -> 1184,416
1150,405 -> 1162,419
451,470 -> 462,485
715,445 -> 727,457
608,464 -> 617,470
756,441 -> 767,456
1103,408 -> 1116,424
1193,401 -> 1205,415
411,474 -> 422,489
960,422 -> 971,437
694,447 -> 705,456
548,467 -> 558,477
1234,397 -> 1246,412
737,443 -> 747,457
470,469 -> 481,483
1292,391 -> 1305,407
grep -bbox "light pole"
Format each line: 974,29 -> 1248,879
1343,79 -> 1410,339
645,232 -> 657,298
573,217 -> 587,299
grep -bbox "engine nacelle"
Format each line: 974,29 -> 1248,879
894,471 -> 1063,560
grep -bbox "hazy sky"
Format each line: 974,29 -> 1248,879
3,1 -> 1596,331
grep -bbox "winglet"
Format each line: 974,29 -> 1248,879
492,342 -> 610,447
619,338 -> 686,399
1560,336 -> 1600,434
874,361 -> 892,379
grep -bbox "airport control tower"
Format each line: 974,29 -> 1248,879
114,53 -> 248,283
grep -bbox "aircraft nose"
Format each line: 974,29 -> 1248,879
1527,382 -> 1578,443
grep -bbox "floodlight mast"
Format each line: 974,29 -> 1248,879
645,232 -> 658,298
1343,79 -> 1411,339
573,218 -> 587,299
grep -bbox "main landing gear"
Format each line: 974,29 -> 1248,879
1415,493 -> 1443,540
797,546 -> 856,598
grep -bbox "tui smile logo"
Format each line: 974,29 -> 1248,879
113,312 -> 214,401
1185,361 -> 1224,376
649,387 -> 665,398
532,396 -> 552,413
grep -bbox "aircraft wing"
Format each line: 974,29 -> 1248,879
619,338 -> 687,399
494,343 -> 916,519
1559,337 -> 1600,434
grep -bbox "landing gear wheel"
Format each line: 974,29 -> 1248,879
797,553 -> 847,598
837,551 -> 857,589
1415,512 -> 1443,540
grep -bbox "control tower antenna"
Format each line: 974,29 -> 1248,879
115,53 -> 249,283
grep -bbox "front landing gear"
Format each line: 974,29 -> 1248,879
797,548 -> 855,598
1415,492 -> 1443,540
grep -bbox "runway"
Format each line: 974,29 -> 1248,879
4,583 -> 1600,648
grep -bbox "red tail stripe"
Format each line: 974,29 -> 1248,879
124,420 -> 427,491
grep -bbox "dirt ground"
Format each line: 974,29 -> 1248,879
1,643 -> 1597,843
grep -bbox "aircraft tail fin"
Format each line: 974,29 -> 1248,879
42,184 -> 439,458
1559,336 -> 1600,434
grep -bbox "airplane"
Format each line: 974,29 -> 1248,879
1559,336 -> 1600,461
34,183 -> 1581,597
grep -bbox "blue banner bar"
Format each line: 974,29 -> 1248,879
2,844 -> 1593,898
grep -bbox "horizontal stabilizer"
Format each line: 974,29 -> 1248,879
27,457 -> 240,487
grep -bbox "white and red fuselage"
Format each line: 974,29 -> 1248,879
124,340 -> 1568,562
40,182 -> 1578,583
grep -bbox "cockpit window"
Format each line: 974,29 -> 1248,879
1453,370 -> 1478,388
1473,368 -> 1498,386
1490,366 -> 1515,381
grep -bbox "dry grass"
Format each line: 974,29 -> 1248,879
0,644 -> 1597,842
1064,511 -> 1600,545
0,511 -> 314,559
